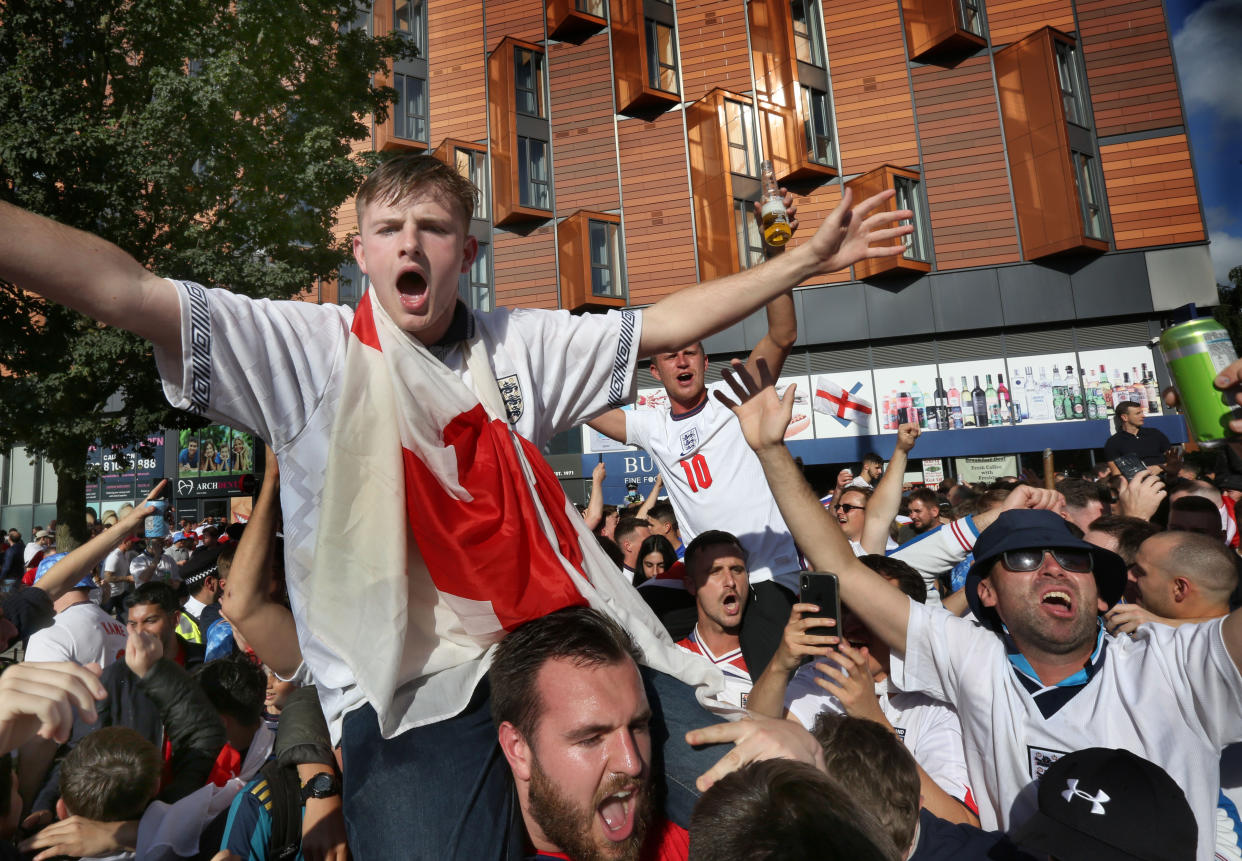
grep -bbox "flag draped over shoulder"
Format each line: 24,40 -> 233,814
306,291 -> 724,737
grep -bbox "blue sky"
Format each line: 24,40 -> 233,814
1164,0 -> 1242,284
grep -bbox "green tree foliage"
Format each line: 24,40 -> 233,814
0,0 -> 409,546
1213,265 -> 1242,348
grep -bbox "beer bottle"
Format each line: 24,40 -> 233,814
759,160 -> 792,247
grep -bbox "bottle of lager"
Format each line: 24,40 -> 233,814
759,160 -> 792,247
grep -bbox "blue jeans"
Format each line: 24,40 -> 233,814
340,669 -> 727,859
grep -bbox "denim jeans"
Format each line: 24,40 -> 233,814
340,668 -> 728,859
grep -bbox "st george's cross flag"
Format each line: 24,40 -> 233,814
813,375 -> 873,428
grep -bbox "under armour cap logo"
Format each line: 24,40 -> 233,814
1061,778 -> 1110,814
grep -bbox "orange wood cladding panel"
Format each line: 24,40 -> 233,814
1075,0 -> 1183,136
558,211 -> 626,311
995,29 -> 1101,259
546,0 -> 607,42
847,165 -> 933,280
686,90 -> 742,284
676,0 -> 753,103
985,0 -> 1076,47
902,0 -> 986,61
1100,134 -> 1205,249
787,182 -> 850,287
485,0 -> 547,52
911,56 -> 1021,269
748,0 -> 798,109
488,37 -> 552,226
493,224 -> 559,309
822,1 -> 919,173
549,37 -> 621,213
373,3 -> 426,153
429,0 -> 487,143
616,114 -> 699,305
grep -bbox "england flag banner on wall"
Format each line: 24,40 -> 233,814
813,375 -> 874,428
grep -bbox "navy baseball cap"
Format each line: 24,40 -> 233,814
965,509 -> 1126,632
1011,747 -> 1196,861
33,552 -> 94,591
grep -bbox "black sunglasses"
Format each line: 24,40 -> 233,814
833,503 -> 866,514
1000,548 -> 1093,574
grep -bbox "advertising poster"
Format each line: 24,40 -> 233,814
178,426 -> 255,477
872,364 -> 938,432
955,455 -> 1019,484
921,458 -> 945,486
937,360 -> 1016,429
777,376 -> 815,441
1078,345 -> 1163,416
1002,352 -> 1079,425
810,369 -> 877,438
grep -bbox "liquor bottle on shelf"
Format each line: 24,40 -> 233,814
947,378 -> 964,429
971,376 -> 988,428
1069,366 -> 1084,419
896,383 -> 914,426
1024,366 -> 1036,420
1111,368 -> 1125,403
961,376 -> 975,427
880,393 -> 893,430
997,373 -> 1015,424
1030,367 -> 1051,421
1009,368 -> 1025,422
1142,363 -> 1160,413
1082,369 -> 1099,421
933,377 -> 949,430
1098,365 -> 1113,410
886,390 -> 899,430
1051,367 -> 1067,420
759,161 -> 792,247
911,380 -> 927,429
985,375 -> 1001,426
1127,371 -> 1148,412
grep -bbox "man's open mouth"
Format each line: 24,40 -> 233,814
1040,589 -> 1074,617
722,593 -> 741,615
396,271 -> 427,294
598,788 -> 637,841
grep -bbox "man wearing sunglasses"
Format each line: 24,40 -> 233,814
714,358 -> 1242,861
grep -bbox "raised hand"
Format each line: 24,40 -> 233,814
810,642 -> 888,726
1116,471 -> 1166,520
769,603 -> 838,676
1001,484 -> 1066,516
714,358 -> 793,452
0,661 -> 106,752
125,629 -> 163,679
799,187 -> 913,277
685,716 -> 826,791
895,422 -> 920,453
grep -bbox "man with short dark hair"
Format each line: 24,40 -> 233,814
614,517 -> 653,575
1104,401 -> 1170,474
490,607 -> 689,861
1054,478 -> 1106,533
58,726 -> 161,824
24,554 -> 128,668
1081,514 -> 1159,566
897,488 -> 943,544
1,530 -> 23,583
716,362 -> 1242,859
179,547 -> 225,643
852,453 -> 885,490
646,502 -> 683,558
677,531 -> 752,709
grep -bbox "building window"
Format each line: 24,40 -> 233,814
800,86 -> 836,167
734,199 -> 766,269
645,19 -> 679,93
1055,41 -> 1088,127
725,99 -> 759,178
957,0 -> 985,37
459,242 -> 493,312
791,0 -> 827,68
337,262 -> 368,309
1072,151 -> 1106,239
576,0 -> 606,15
393,0 -> 426,57
393,73 -> 427,142
514,47 -> 546,118
454,147 -> 489,220
589,220 -> 624,298
894,176 -> 931,262
518,136 -> 551,209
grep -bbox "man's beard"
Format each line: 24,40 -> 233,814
527,758 -> 654,861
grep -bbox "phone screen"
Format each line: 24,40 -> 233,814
798,572 -> 841,638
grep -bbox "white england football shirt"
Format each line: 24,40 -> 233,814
677,626 -> 752,710
154,281 -> 641,741
24,602 -> 129,667
626,384 -> 800,586
784,660 -> 973,806
891,599 -> 1242,860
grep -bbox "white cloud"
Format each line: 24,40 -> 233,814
1172,0 -> 1242,124
1210,229 -> 1242,285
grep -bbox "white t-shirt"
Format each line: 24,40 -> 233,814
24,601 -> 129,667
626,383 -> 800,586
129,551 -> 179,586
676,626 -> 752,710
154,281 -> 640,741
103,548 -> 135,594
785,659 -> 973,806
891,600 -> 1242,860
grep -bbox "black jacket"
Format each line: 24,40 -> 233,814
34,637 -> 221,813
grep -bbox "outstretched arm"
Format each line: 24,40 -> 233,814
0,201 -> 181,355
742,191 -> 800,380
859,424 -> 918,555
219,450 -> 301,676
33,481 -> 166,603
713,359 -> 912,653
636,474 -> 663,520
583,461 -> 607,531
640,189 -> 910,358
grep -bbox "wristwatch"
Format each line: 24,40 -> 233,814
299,772 -> 342,804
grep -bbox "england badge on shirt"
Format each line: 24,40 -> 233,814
496,375 -> 524,424
678,426 -> 700,458
1028,745 -> 1067,779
